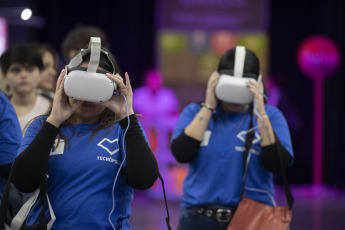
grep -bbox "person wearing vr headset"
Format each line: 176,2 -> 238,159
10,38 -> 159,229
170,46 -> 294,230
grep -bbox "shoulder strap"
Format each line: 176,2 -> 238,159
240,114 -> 255,197
0,173 -> 52,230
240,113 -> 294,210
0,171 -> 12,229
276,140 -> 294,209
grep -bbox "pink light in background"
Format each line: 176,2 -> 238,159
0,18 -> 8,55
298,35 -> 340,80
297,35 -> 340,185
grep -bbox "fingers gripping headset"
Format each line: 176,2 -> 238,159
215,46 -> 262,104
63,37 -> 172,230
64,37 -> 117,102
216,46 -> 266,133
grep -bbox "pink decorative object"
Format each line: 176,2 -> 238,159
297,35 -> 340,80
297,35 -> 340,185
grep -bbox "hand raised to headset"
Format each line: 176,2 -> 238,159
46,69 -> 83,127
104,72 -> 134,119
204,72 -> 220,110
247,77 -> 266,116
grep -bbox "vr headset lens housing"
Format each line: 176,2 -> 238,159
64,37 -> 117,103
215,46 -> 259,104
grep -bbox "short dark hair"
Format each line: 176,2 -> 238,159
217,47 -> 260,79
61,26 -> 110,62
0,43 -> 44,74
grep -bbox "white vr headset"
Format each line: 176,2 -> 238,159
64,37 -> 117,103
215,46 -> 261,104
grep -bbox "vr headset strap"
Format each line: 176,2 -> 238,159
234,46 -> 246,78
67,52 -> 83,70
87,37 -> 101,73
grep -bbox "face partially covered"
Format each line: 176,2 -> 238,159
67,63 -> 108,124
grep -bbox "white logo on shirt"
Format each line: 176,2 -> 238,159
97,138 -> 119,155
236,130 -> 261,144
235,130 -> 261,155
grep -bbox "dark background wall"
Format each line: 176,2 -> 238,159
1,0 -> 344,187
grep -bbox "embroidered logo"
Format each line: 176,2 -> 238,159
97,138 -> 119,155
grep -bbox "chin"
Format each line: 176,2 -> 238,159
222,102 -> 248,113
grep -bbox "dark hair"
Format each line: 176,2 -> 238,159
0,43 -> 44,74
77,47 -> 120,75
31,42 -> 59,69
217,47 -> 260,79
61,26 -> 110,61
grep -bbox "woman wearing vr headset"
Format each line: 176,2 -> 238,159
170,47 -> 294,230
10,45 -> 159,229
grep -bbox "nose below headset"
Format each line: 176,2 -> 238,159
63,37 -> 117,102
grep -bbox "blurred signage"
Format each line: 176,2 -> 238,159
158,0 -> 268,31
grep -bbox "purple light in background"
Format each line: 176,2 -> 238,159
297,35 -> 340,185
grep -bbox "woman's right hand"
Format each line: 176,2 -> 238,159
46,69 -> 82,127
204,72 -> 220,109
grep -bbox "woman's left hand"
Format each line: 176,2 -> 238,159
103,72 -> 134,119
247,78 -> 266,116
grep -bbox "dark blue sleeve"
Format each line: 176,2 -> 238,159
0,91 -> 22,179
119,115 -> 159,190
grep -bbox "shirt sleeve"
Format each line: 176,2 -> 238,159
170,103 -> 202,163
0,92 -> 22,181
171,131 -> 201,163
260,106 -> 294,173
119,114 -> 159,190
261,133 -> 292,173
12,121 -> 58,193
0,93 -> 22,166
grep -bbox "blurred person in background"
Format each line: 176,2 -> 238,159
61,25 -> 110,62
0,43 -> 52,214
0,90 -> 21,198
170,47 -> 294,230
0,43 -> 52,132
34,42 -> 59,100
133,69 -> 181,198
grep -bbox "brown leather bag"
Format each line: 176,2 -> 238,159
227,196 -> 292,230
228,116 -> 294,230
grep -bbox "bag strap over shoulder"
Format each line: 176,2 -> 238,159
240,110 -> 294,210
0,173 -> 54,230
0,170 -> 13,228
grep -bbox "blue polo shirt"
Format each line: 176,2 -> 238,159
0,91 -> 21,196
20,117 -> 133,230
171,103 -> 293,208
